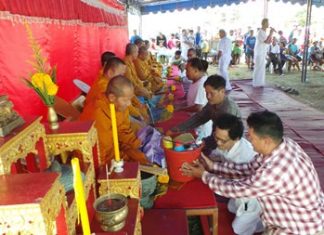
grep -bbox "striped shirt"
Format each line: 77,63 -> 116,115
202,137 -> 324,234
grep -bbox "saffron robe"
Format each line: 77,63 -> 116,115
80,95 -> 148,165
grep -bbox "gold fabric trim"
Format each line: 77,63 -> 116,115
135,204 -> 142,235
0,117 -> 49,174
0,177 -> 66,234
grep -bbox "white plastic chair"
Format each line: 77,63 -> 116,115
73,79 -> 90,94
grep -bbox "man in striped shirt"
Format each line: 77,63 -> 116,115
181,111 -> 324,234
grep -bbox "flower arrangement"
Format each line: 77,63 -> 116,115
165,104 -> 174,113
23,24 -> 58,106
167,93 -> 174,101
170,85 -> 176,92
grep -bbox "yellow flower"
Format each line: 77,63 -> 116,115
170,85 -> 176,91
166,104 -> 174,113
31,72 -> 58,96
158,174 -> 170,184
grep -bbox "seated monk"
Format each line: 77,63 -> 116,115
124,43 -> 152,99
144,40 -> 163,77
84,56 -> 149,133
134,46 -> 164,93
84,56 -> 126,109
80,75 -> 149,166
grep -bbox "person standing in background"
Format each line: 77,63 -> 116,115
217,29 -> 233,91
252,18 -> 275,87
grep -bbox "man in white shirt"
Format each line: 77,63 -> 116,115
181,29 -> 193,61
217,29 -> 233,91
252,18 -> 275,87
208,113 -> 263,235
266,37 -> 281,75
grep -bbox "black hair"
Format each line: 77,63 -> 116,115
134,38 -> 143,46
125,43 -> 136,55
144,40 -> 150,46
187,58 -> 208,72
215,114 -> 243,140
101,51 -> 116,67
106,75 -> 133,97
204,74 -> 226,89
187,48 -> 197,55
175,50 -> 182,55
138,45 -> 148,54
247,110 -> 283,141
103,57 -> 125,75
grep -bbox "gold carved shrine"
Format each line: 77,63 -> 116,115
0,116 -> 49,175
0,172 -> 67,234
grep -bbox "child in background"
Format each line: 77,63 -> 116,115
170,50 -> 186,72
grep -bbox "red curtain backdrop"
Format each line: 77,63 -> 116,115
0,0 -> 128,118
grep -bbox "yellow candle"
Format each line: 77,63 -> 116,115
71,158 -> 91,235
109,103 -> 120,162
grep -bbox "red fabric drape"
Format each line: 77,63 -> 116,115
0,0 -> 126,25
0,20 -> 128,117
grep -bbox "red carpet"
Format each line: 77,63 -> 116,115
153,79 -> 324,234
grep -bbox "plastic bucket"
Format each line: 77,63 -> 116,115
164,145 -> 202,182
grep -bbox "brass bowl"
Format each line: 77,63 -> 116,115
93,193 -> 128,232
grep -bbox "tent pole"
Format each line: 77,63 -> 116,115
139,14 -> 143,37
301,0 -> 312,83
263,0 -> 268,18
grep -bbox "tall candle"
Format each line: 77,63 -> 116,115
71,158 -> 91,235
109,103 -> 120,162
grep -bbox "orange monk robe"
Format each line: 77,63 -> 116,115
80,95 -> 148,165
134,58 -> 164,93
124,56 -> 151,97
84,71 -> 148,123
148,53 -> 163,77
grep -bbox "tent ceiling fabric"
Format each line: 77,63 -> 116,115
140,0 -> 324,14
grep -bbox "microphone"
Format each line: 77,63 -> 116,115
270,27 -> 277,33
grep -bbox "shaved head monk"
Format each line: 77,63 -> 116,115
81,75 -> 149,166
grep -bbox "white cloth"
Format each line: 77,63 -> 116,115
253,29 -> 268,87
218,37 -> 232,90
187,75 -> 212,139
181,35 -> 191,60
211,138 -> 263,235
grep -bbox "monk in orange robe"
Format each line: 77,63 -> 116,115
144,40 -> 163,77
84,57 -> 150,130
80,75 -> 149,166
134,46 -> 164,93
124,43 -> 152,99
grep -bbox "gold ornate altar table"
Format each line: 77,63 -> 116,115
0,172 -> 67,234
97,162 -> 141,199
0,116 -> 49,175
44,121 -> 99,235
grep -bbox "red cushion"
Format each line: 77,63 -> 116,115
142,209 -> 188,235
155,111 -> 190,133
154,179 -> 217,209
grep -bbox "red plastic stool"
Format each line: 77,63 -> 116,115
154,179 -> 218,235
